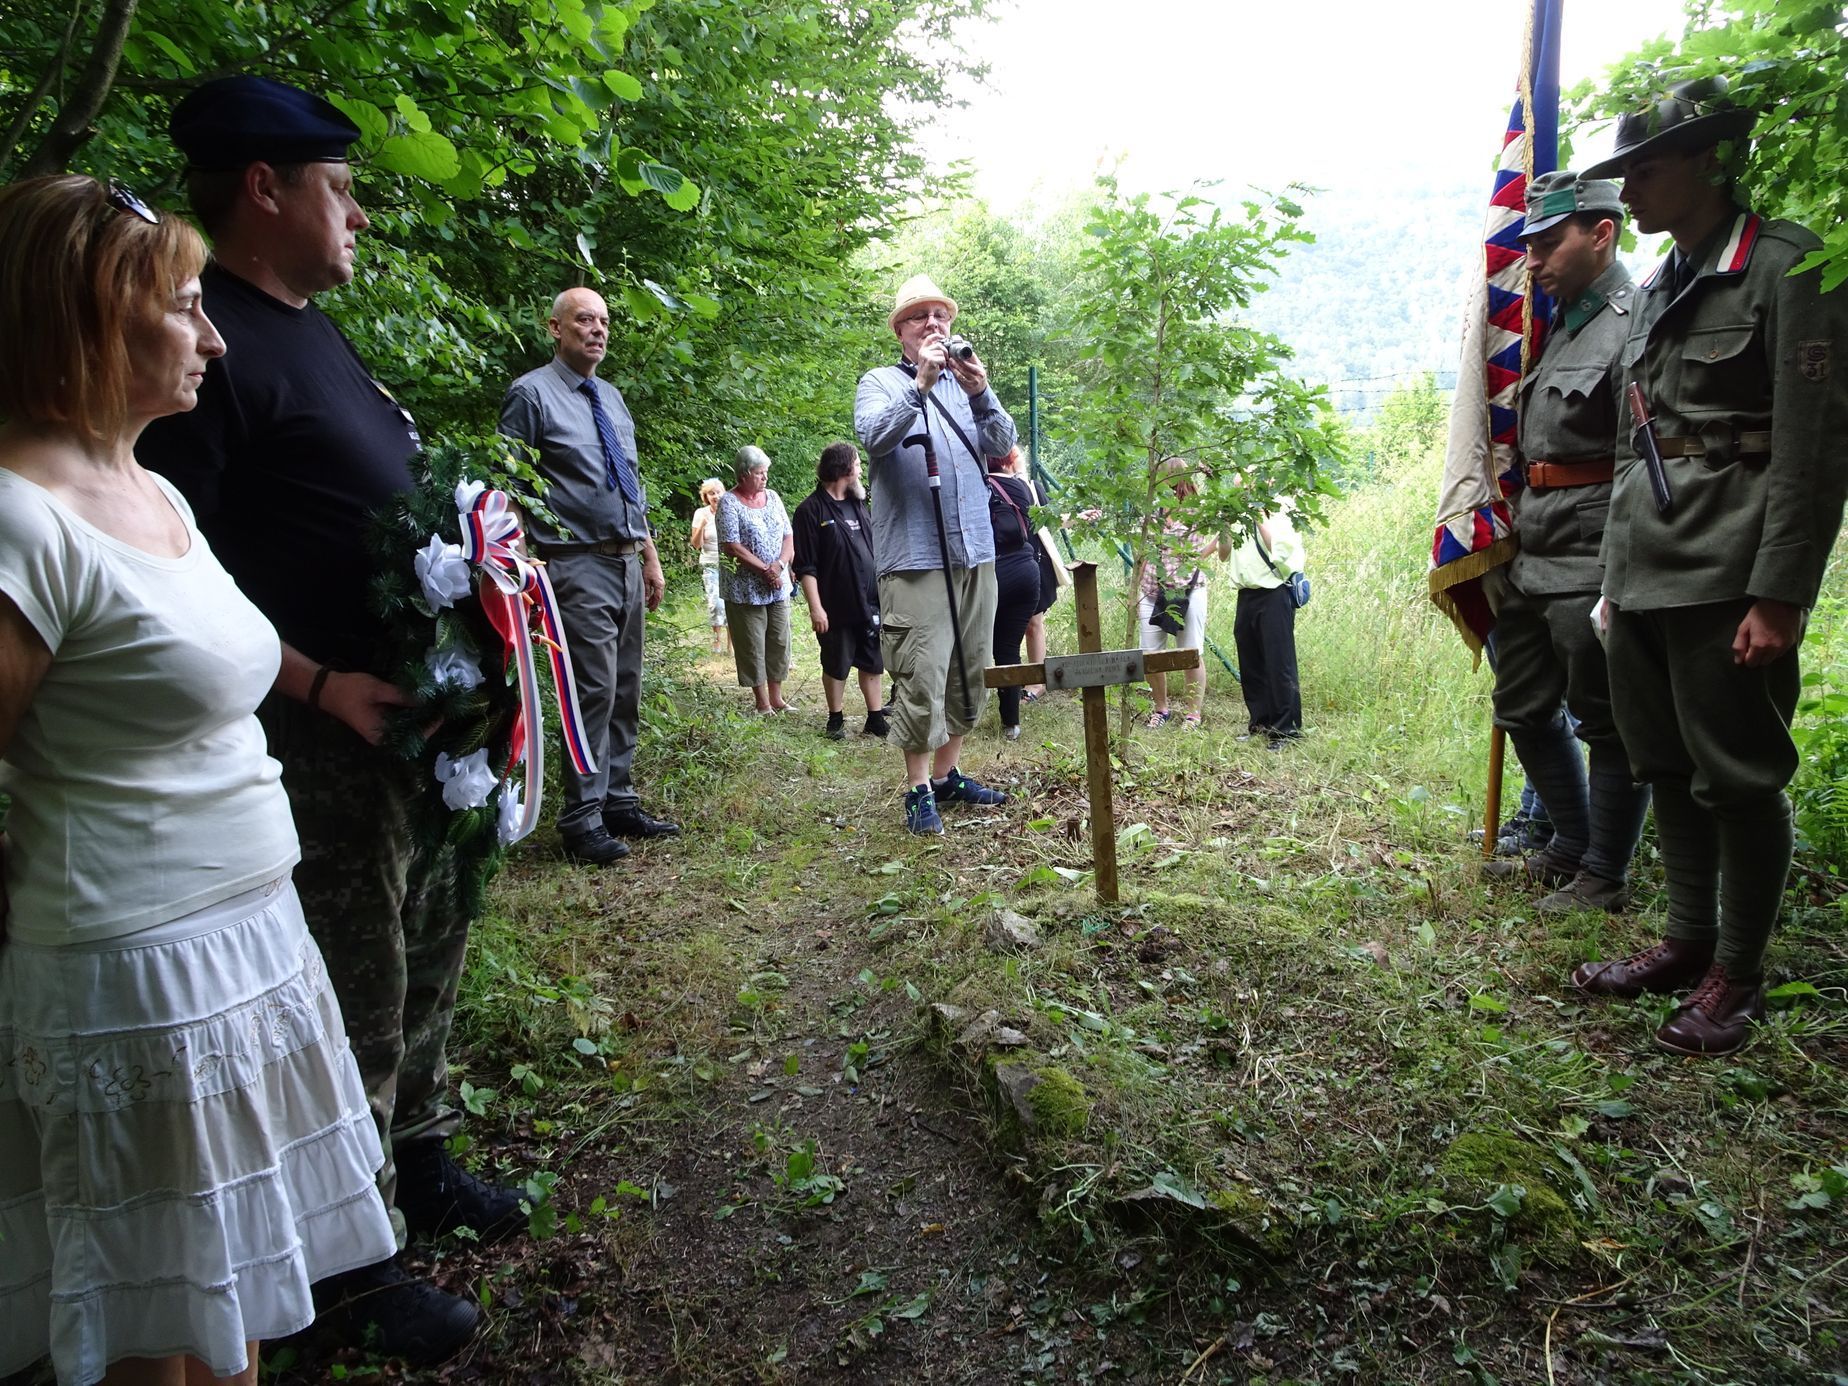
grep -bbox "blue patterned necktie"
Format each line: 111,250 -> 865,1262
578,378 -> 641,506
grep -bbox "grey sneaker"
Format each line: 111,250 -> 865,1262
1537,869 -> 1630,915
1481,842 -> 1578,888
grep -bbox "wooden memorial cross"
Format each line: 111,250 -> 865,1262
984,560 -> 1199,904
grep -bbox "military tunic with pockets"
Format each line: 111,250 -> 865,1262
1603,210 -> 1848,968
1492,261 -> 1635,746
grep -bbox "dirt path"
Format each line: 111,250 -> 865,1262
260,647 -> 1848,1385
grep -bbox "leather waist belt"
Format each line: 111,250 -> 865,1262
1525,459 -> 1614,490
535,537 -> 641,557
1658,431 -> 1772,459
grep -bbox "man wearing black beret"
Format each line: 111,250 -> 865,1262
139,74 -> 500,1362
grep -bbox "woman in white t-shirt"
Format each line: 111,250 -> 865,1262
687,476 -> 729,654
0,176 -> 394,1386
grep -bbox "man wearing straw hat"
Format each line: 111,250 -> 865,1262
1572,76 -> 1848,1055
854,275 -> 1019,834
1483,171 -> 1651,915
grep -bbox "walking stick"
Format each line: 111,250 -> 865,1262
1483,724 -> 1506,861
904,427 -> 976,724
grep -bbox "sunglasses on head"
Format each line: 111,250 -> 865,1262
106,180 -> 159,225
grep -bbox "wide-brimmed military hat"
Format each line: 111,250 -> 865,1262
887,273 -> 957,332
170,75 -> 361,171
1520,171 -> 1624,238
1582,76 -> 1755,180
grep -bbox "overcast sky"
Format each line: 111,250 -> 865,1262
934,0 -> 1692,210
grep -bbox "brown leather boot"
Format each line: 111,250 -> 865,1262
1570,936 -> 1713,998
1654,964 -> 1765,1057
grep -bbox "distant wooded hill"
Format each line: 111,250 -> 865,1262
1255,178 -> 1667,421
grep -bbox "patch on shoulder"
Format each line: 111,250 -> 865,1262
1798,340 -> 1832,382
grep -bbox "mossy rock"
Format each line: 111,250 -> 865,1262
1027,1065 -> 1091,1137
1438,1130 -> 1579,1263
1208,1185 -> 1296,1259
1107,1180 -> 1295,1263
984,1058 -> 1091,1146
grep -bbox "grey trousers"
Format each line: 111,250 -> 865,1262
546,551 -> 644,834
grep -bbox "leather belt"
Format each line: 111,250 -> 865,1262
1658,431 -> 1772,459
1525,458 -> 1614,490
534,537 -> 641,557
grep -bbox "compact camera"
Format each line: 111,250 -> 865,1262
943,335 -> 976,361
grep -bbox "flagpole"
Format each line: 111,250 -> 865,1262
1481,0 -> 1547,859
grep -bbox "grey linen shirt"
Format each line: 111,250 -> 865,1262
854,364 -> 1018,575
499,356 -> 650,545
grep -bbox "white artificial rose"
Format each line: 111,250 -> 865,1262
454,478 -> 488,514
434,748 -> 497,811
425,642 -> 484,692
496,782 -> 528,845
415,535 -> 473,610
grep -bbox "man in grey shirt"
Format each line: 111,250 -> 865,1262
500,287 -> 679,863
854,274 -> 1020,835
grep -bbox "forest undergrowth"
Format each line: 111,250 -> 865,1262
264,451 -> 1846,1385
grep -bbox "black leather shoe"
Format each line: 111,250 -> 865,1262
561,826 -> 629,864
603,804 -> 681,838
312,1255 -> 479,1365
395,1139 -> 525,1243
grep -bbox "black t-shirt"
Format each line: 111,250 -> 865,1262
985,472 -> 1035,553
138,263 -> 419,671
791,487 -> 879,626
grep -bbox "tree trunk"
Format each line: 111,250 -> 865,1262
19,0 -> 140,178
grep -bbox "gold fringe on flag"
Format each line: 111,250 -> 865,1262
1427,532 -> 1518,665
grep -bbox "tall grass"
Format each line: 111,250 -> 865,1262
1045,444 -> 1495,808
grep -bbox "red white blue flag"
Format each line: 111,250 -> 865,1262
1429,0 -> 1561,656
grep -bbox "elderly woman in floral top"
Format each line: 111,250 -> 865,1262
717,445 -> 795,712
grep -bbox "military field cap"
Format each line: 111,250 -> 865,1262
1521,171 -> 1623,238
888,273 -> 958,332
170,75 -> 361,171
1582,76 -> 1755,180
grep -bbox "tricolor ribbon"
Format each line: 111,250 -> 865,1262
451,479 -> 597,844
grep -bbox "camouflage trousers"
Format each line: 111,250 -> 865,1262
261,695 -> 470,1246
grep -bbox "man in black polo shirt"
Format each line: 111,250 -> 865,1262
792,441 -> 889,740
137,74 -> 502,1363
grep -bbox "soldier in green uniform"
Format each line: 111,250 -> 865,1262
1573,77 -> 1848,1055
1486,172 -> 1652,915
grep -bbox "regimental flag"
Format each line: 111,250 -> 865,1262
1429,0 -> 1562,658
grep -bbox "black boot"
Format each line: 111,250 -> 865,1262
311,1254 -> 479,1365
394,1139 -> 525,1244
